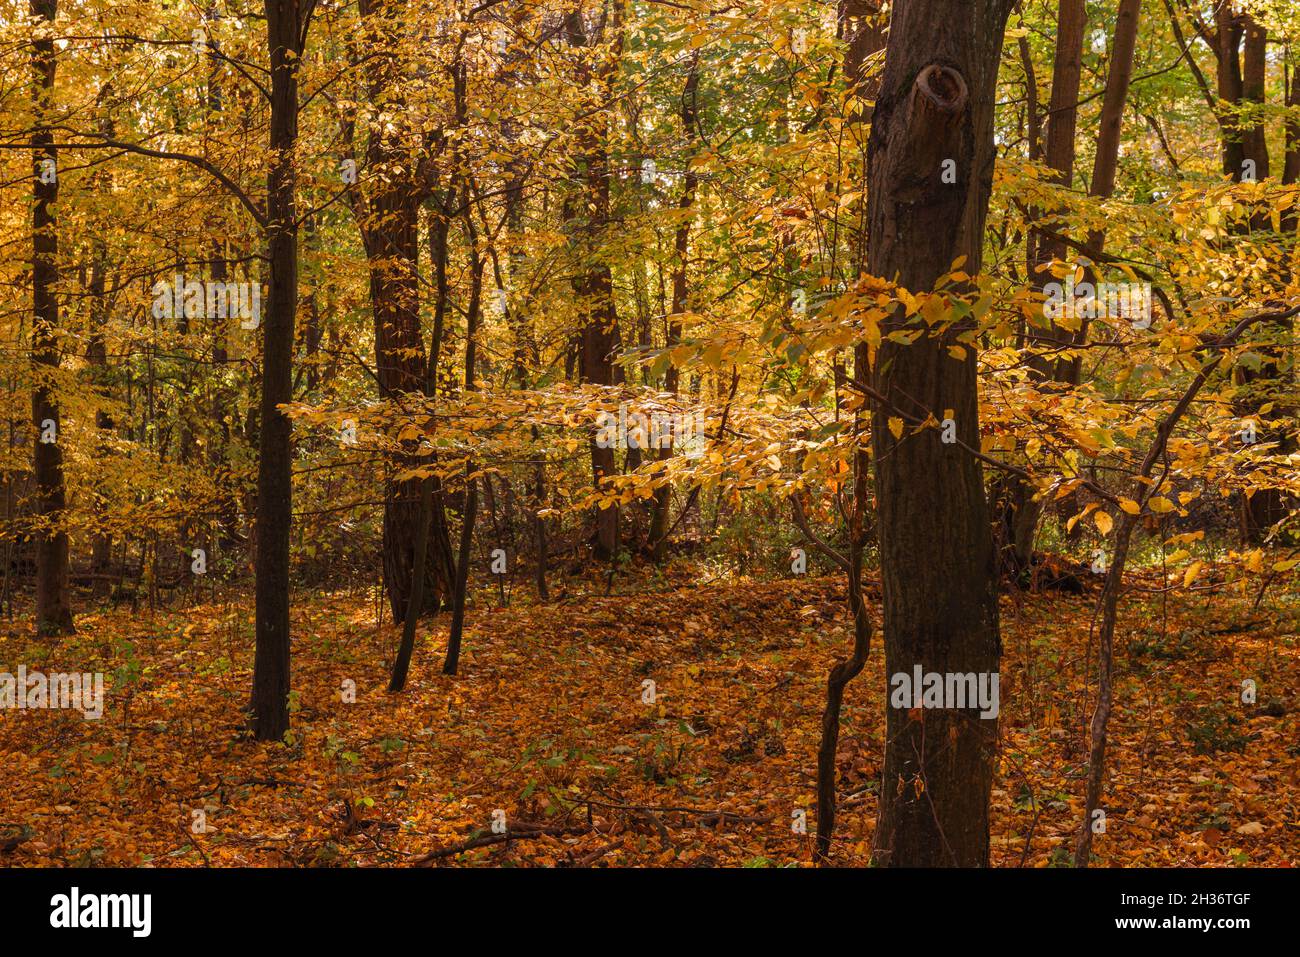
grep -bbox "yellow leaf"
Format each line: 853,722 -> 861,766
1118,497 -> 1140,515
1094,511 -> 1113,536
888,417 -> 904,440
1183,561 -> 1203,588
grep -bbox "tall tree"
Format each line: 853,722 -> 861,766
29,0 -> 74,637
350,0 -> 455,623
567,2 -> 622,561
997,0 -> 1088,579
865,0 -> 1014,866
250,0 -> 310,741
649,51 -> 699,561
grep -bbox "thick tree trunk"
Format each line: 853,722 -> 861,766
366,199 -> 452,622
866,0 -> 1012,867
29,0 -> 73,637
1090,0 -> 1142,196
250,0 -> 304,741
388,197 -> 458,691
1240,17 -> 1268,181
352,0 -> 454,623
1214,4 -> 1245,178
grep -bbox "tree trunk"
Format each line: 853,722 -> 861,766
388,195 -> 458,691
1285,65 -> 1300,196
568,7 -> 621,562
367,197 -> 452,622
811,0 -> 886,865
86,101 -> 115,601
1228,17 -> 1290,543
1240,16 -> 1268,181
866,0 -> 1012,867
650,53 -> 699,561
29,0 -> 74,638
997,0 -> 1088,579
250,0 -> 305,741
1214,3 -> 1245,179
442,175 -> 485,677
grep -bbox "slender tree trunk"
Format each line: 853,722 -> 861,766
29,0 -> 73,637
86,101 -> 115,600
1002,0 -> 1142,577
1232,19 -> 1290,542
815,345 -> 874,863
812,0 -> 886,865
1284,65 -> 1300,197
650,53 -> 699,560
997,0 -> 1088,580
1072,304 -> 1300,863
442,172 -> 485,677
866,0 -> 1013,867
250,0 -> 305,741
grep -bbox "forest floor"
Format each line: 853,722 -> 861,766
2,568 -> 1297,867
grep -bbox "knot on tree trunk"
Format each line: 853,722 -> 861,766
884,63 -> 970,201
915,63 -> 968,115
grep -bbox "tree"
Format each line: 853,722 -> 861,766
29,0 -> 74,638
348,0 -> 455,624
864,0 -> 1015,866
249,0 -> 311,741
995,0 -> 1087,579
567,2 -> 622,562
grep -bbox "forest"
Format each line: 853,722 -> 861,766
0,0 -> 1297,872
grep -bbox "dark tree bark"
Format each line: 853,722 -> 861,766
368,193 -> 454,623
1001,0 -> 1142,578
1226,16 -> 1291,543
29,0 -> 74,637
865,0 -> 1013,867
1240,16 -> 1268,180
567,6 -> 621,562
250,0 -> 308,741
1214,2 -> 1246,178
389,195 -> 457,692
442,175 -> 485,678
996,0 -> 1089,580
354,0 -> 454,624
814,355 -> 873,864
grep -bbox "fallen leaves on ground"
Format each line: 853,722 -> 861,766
1,569 -> 1296,867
